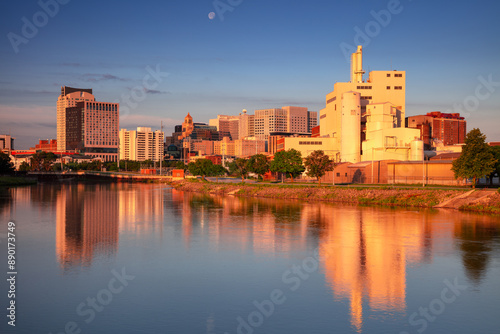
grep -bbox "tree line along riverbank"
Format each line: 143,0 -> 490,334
171,180 -> 500,215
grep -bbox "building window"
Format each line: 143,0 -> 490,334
394,86 -> 403,90
387,73 -> 391,77
395,73 -> 403,77
387,86 -> 391,90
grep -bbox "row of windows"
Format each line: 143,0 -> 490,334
357,86 -> 372,89
299,141 -> 323,145
327,96 -> 337,104
386,86 -> 403,90
361,96 -> 372,100
386,73 -> 403,77
86,103 -> 118,112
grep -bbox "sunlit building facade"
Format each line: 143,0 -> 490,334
57,86 -> 95,152
209,115 -> 240,140
406,112 -> 466,149
317,46 -> 421,162
66,101 -> 119,162
255,106 -> 317,140
119,127 -> 164,162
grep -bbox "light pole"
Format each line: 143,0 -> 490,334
422,153 -> 425,187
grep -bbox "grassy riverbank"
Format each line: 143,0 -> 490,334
171,180 -> 500,214
0,176 -> 37,186
459,192 -> 500,214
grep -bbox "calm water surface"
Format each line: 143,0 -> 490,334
1,183 -> 499,334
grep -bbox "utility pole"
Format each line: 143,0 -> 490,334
422,153 -> 425,187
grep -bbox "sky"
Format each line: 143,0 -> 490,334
1,0 -> 499,149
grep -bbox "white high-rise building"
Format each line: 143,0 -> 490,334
254,106 -> 317,140
119,127 -> 164,162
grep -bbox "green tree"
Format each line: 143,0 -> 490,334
0,152 -> 15,174
210,164 -> 227,182
228,158 -> 249,182
119,160 -> 141,172
304,150 -> 335,186
247,154 -> 269,181
488,146 -> 500,185
452,128 -> 497,188
175,161 -> 188,170
52,163 -> 62,172
106,162 -> 118,171
30,152 -> 56,171
270,149 -> 305,183
187,159 -> 215,180
18,161 -> 31,172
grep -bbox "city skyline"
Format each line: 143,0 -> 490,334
1,0 -> 500,149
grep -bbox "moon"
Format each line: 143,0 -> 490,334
208,12 -> 215,20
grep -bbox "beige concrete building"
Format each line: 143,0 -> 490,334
119,127 -> 164,162
238,109 -> 255,139
209,115 -> 240,140
57,86 -> 95,151
281,137 -> 337,159
362,102 -> 422,161
319,46 -> 405,144
214,137 -> 235,157
192,140 -> 214,156
234,137 -> 266,157
0,134 -> 15,153
255,106 -> 317,140
314,46 -> 421,163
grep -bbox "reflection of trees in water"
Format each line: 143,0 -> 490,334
185,193 -> 305,224
0,187 -> 12,215
269,202 -> 302,226
189,195 -> 220,210
455,219 -> 500,285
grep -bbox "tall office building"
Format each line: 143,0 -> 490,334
119,127 -> 165,161
254,106 -> 317,140
66,101 -> 119,162
209,115 -> 240,140
57,86 -> 95,151
0,134 -> 14,153
238,109 -> 255,139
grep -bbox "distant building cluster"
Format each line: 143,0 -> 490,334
5,45 -> 484,184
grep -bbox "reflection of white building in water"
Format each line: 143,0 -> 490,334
56,184 -> 118,271
118,184 -> 164,236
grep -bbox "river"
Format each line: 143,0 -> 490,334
0,183 -> 499,334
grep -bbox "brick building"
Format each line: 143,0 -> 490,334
406,112 -> 466,149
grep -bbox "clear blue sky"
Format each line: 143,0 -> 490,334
1,0 -> 499,149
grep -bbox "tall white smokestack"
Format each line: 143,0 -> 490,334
350,45 -> 365,83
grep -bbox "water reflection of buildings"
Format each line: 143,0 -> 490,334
319,207 -> 413,332
170,190 -> 313,255
118,184 -> 164,235
171,191 -> 500,333
317,207 -> 500,332
56,184 -> 118,271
